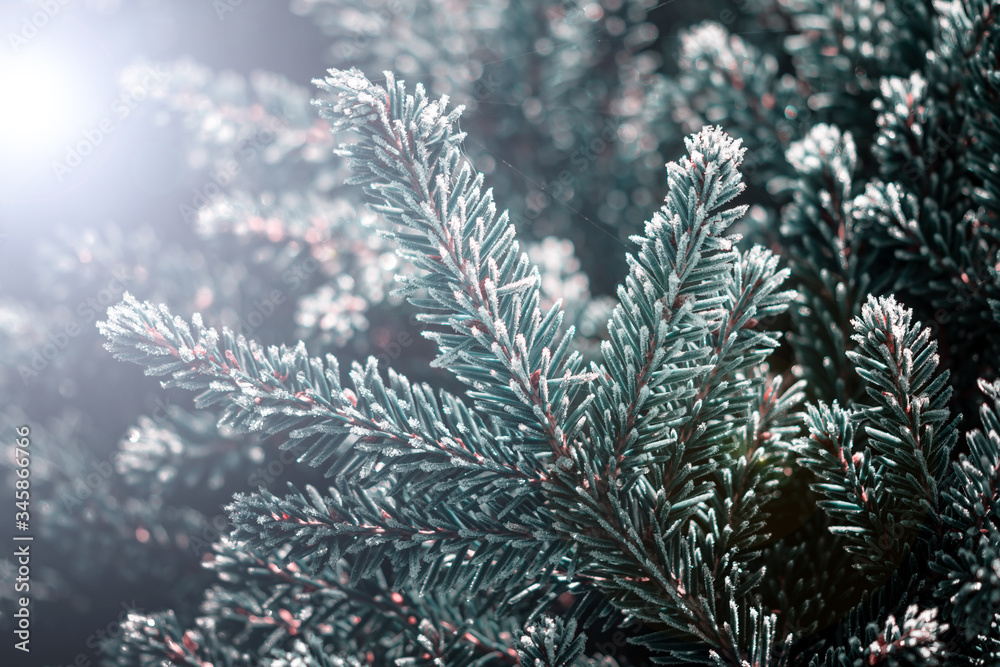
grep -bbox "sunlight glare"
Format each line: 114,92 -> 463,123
0,54 -> 80,155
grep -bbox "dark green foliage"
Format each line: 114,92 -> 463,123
671,1 -> 1000,416
102,541 -> 551,666
780,124 -> 886,405
793,295 -> 957,583
99,74 -> 805,662
92,1 -> 1000,663
313,69 -> 592,455
933,379 -> 1000,643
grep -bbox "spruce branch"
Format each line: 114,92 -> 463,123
935,0 -> 1000,227
671,246 -> 794,466
101,610 -> 233,667
313,68 -> 594,458
847,294 -> 958,524
106,541 -> 535,667
98,294 -> 570,593
516,616 -> 612,667
782,123 -> 881,405
225,480 -> 567,594
932,378 -> 1000,643
670,22 -> 800,184
794,400 -> 895,581
98,293 -> 541,489
697,372 -> 807,577
863,604 -> 950,667
543,127 -> 795,665
796,295 -> 958,583
584,125 -> 750,487
781,124 -> 861,279
50,0 -> 1000,664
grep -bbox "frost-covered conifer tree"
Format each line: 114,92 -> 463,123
97,56 -> 1000,664
4,1 -> 999,665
